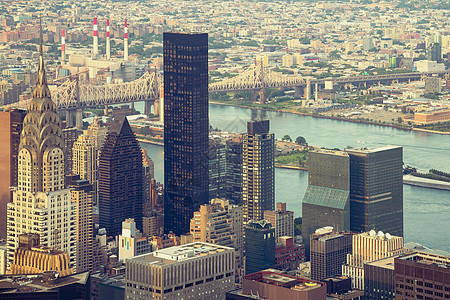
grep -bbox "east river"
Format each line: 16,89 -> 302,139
138,103 -> 450,251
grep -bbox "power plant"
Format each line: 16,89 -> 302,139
57,17 -> 135,84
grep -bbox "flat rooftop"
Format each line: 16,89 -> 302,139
366,255 -> 397,270
312,148 -> 349,157
346,145 -> 401,153
129,242 -> 233,265
244,271 -> 324,292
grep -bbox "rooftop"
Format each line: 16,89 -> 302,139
366,255 -> 397,270
129,242 -> 233,265
0,271 -> 89,295
346,145 -> 402,154
244,271 -> 325,292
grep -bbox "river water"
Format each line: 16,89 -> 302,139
138,103 -> 450,251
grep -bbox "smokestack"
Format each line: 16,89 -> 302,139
106,19 -> 110,60
124,20 -> 128,61
61,29 -> 66,63
93,17 -> 98,57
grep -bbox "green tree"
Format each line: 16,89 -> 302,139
294,217 -> 302,235
295,136 -> 307,145
282,135 -> 292,142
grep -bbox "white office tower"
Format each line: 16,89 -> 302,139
6,33 -> 76,269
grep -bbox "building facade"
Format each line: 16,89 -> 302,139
163,32 -> 209,236
72,133 -> 98,204
346,146 -> 403,237
62,127 -> 79,177
118,219 -> 152,261
242,120 -> 275,223
245,220 -> 276,275
0,108 -> 26,240
342,230 -> 405,289
125,242 -> 235,300
226,136 -> 243,204
310,227 -> 353,281
364,255 -> 397,300
276,236 -> 305,271
233,271 -> 327,300
302,149 -> 351,257
6,49 -> 76,268
98,116 -> 143,237
209,140 -> 227,200
394,250 -> 450,300
66,175 -> 94,273
264,202 -> 294,239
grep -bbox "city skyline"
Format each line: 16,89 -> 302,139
0,2 -> 449,299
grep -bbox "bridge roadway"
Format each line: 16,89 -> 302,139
5,67 -> 450,112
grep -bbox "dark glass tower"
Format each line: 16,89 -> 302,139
163,32 -> 209,235
346,146 -> 403,237
302,149 -> 351,258
98,116 -> 143,237
244,220 -> 276,275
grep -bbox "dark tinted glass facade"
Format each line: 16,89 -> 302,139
225,137 -> 243,204
98,117 -> 143,237
244,220 -> 275,275
347,146 -> 403,236
163,32 -> 209,235
302,150 -> 350,257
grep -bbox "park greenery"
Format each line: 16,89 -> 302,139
275,148 -> 309,168
410,169 -> 450,182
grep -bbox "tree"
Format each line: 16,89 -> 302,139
294,217 -> 302,236
295,136 -> 307,145
282,135 -> 292,142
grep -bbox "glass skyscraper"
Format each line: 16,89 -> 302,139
163,32 -> 209,235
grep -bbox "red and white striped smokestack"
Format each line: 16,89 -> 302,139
93,17 -> 98,57
124,20 -> 128,61
106,19 -> 110,60
61,29 -> 66,63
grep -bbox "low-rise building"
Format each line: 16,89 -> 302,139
275,236 -> 305,271
125,242 -> 235,300
226,270 -> 327,299
414,109 -> 450,124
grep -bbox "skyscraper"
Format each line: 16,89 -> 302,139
98,116 -> 143,237
66,175 -> 94,273
0,108 -> 26,239
62,127 -> 79,177
163,32 -> 209,235
242,120 -> 275,223
225,136 -> 243,204
7,36 -> 76,267
346,146 -> 403,236
245,220 -> 276,275
209,139 -> 227,199
72,133 -> 98,203
302,149 -> 351,257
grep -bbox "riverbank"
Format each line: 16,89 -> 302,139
403,174 -> 450,191
137,138 -> 163,146
209,101 -> 450,135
